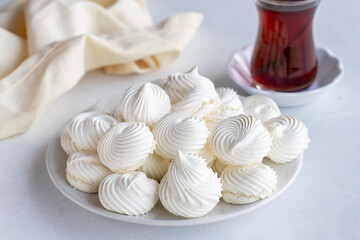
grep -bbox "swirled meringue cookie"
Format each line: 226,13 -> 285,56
138,153 -> 170,182
210,114 -> 272,165
91,97 -> 122,121
172,85 -> 219,119
151,78 -> 167,89
221,163 -> 277,204
164,66 -> 214,104
159,151 -> 222,218
264,116 -> 310,163
60,127 -> 86,155
97,122 -> 155,173
205,88 -> 243,131
211,158 -> 228,176
121,83 -> 171,128
66,152 -> 113,193
215,88 -> 243,111
198,138 -> 215,166
242,95 -> 281,122
152,112 -> 209,160
99,172 -> 159,216
69,112 -> 117,153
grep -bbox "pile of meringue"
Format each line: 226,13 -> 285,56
61,66 -> 310,218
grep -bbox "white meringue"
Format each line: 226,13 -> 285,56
205,87 -> 243,131
164,66 -> 214,104
264,116 -> 310,163
121,82 -> 171,128
98,172 -> 159,216
152,112 -> 209,160
221,163 -> 277,204
66,152 -> 113,193
211,158 -> 228,177
97,122 -> 155,173
68,112 -> 117,153
91,97 -> 122,121
198,137 -> 215,166
60,127 -> 86,155
210,114 -> 272,165
242,95 -> 281,122
172,85 -> 219,119
138,153 -> 170,182
215,88 -> 243,111
151,78 -> 167,89
159,151 -> 222,218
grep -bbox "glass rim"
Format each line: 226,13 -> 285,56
255,0 -> 320,7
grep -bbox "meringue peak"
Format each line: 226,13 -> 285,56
153,112 -> 208,160
97,122 -> 156,173
159,150 -> 222,218
211,114 -> 272,165
164,66 -> 214,104
189,65 -> 199,73
176,150 -> 185,161
123,171 -> 146,191
121,82 -> 171,128
139,82 -> 152,94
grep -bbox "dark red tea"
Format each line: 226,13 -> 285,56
251,0 -> 320,92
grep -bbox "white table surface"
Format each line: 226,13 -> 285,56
1,0 -> 359,239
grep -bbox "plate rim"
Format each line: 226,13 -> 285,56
46,114 -> 303,227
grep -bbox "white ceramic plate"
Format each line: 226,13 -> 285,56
46,119 -> 303,226
227,45 -> 344,107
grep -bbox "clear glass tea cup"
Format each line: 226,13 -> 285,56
251,0 -> 321,92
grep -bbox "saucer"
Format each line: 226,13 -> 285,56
227,45 -> 344,107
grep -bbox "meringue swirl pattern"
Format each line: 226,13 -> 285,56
97,122 -> 155,173
152,112 -> 209,160
99,172 -> 159,216
91,97 -> 122,121
61,127 -> 85,155
221,163 -> 277,204
66,152 -> 113,193
151,78 -> 167,89
172,85 -> 219,119
205,87 -> 243,131
164,66 -> 214,104
121,83 -> 171,128
243,95 -> 281,122
68,112 -> 117,153
210,114 -> 272,165
159,151 -> 222,218
138,153 -> 171,182
264,116 -> 310,163
198,137 -> 215,166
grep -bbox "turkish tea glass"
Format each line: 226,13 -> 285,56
251,0 -> 320,92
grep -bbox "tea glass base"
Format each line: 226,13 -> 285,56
253,80 -> 315,93
227,45 -> 344,107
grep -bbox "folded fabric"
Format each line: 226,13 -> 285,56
0,0 -> 203,140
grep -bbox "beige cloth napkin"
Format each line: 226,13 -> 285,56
0,0 -> 203,140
